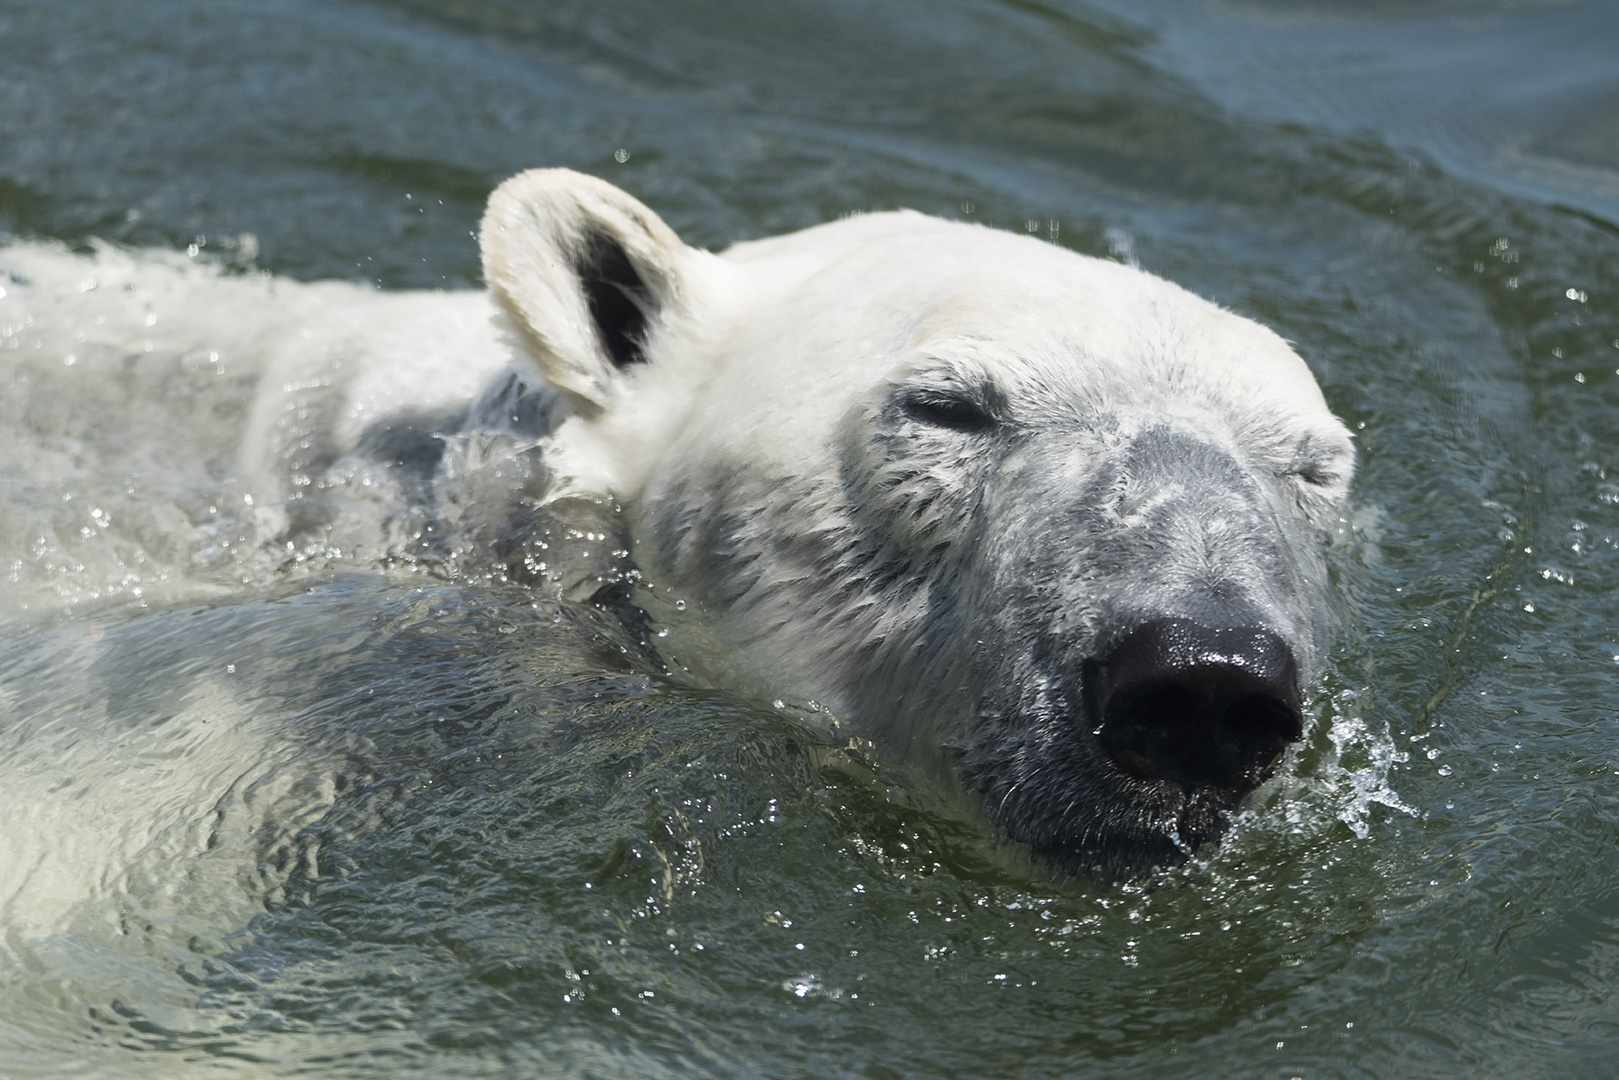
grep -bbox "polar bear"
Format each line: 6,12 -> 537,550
452,169 -> 1356,876
14,168 -> 1347,878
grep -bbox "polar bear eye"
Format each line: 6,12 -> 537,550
1289,464 -> 1336,488
1282,440 -> 1352,492
1287,453 -> 1351,491
901,391 -> 998,433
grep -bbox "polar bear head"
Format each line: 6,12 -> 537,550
482,169 -> 1355,876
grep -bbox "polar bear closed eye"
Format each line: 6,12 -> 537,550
473,169 -> 1354,878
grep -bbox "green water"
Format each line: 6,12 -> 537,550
2,0 -> 1618,1076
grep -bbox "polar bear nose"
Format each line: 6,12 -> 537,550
1089,619 -> 1303,792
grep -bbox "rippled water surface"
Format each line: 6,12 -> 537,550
3,1 -> 1619,1076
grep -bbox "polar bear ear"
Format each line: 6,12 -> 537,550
480,168 -> 692,414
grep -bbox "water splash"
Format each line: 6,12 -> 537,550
1320,688 -> 1418,840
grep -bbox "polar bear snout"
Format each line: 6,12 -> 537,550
1089,619 -> 1302,793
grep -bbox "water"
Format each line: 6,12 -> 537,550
2,0 -> 1618,1075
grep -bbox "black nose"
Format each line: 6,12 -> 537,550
1089,618 -> 1303,791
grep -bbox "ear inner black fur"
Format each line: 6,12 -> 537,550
577,229 -> 651,369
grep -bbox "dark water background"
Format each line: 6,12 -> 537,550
3,0 -> 1619,1076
